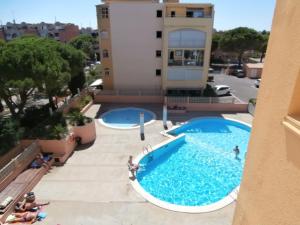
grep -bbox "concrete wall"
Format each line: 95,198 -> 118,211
110,2 -> 163,90
233,1 -> 300,225
94,95 -> 164,103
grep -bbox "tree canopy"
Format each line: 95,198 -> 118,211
69,34 -> 98,61
219,27 -> 264,65
0,36 -> 85,116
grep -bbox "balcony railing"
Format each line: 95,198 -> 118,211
165,14 -> 212,18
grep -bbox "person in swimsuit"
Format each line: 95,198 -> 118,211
127,156 -> 139,180
15,192 -> 50,212
7,211 -> 38,223
233,146 -> 240,160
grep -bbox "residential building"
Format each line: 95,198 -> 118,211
96,0 -> 214,94
233,0 -> 300,224
0,21 -> 80,43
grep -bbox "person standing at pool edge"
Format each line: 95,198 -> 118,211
128,156 -> 139,180
233,146 -> 240,159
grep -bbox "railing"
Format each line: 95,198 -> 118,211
0,142 -> 39,182
166,96 -> 239,104
96,89 -> 163,97
165,14 -> 212,18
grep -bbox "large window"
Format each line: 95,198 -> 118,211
168,49 -> 204,66
183,50 -> 204,66
168,29 -> 206,48
101,7 -> 109,19
103,49 -> 109,58
186,8 -> 204,18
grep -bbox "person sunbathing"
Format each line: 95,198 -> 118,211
30,153 -> 51,169
6,211 -> 38,223
15,193 -> 50,212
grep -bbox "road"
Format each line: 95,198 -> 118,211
212,73 -> 259,103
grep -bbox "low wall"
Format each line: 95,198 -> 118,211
248,103 -> 256,116
0,145 -> 23,170
94,95 -> 164,104
80,101 -> 93,114
38,136 -> 76,163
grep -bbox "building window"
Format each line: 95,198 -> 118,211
104,68 -> 110,76
156,50 -> 162,57
157,10 -> 162,17
100,30 -> 109,39
186,8 -> 204,18
103,49 -> 109,58
101,7 -> 109,18
183,50 -> 204,66
171,11 -> 176,17
156,69 -> 161,76
156,31 -> 162,38
168,49 -> 204,66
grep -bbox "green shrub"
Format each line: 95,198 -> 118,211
67,108 -> 92,126
47,124 -> 68,140
249,98 -> 257,106
77,95 -> 92,110
20,105 -> 50,128
22,112 -> 68,140
203,84 -> 217,97
0,118 -> 22,155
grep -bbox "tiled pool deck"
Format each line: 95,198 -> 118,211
33,103 -> 253,225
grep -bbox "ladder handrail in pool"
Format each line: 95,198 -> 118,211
143,144 -> 153,154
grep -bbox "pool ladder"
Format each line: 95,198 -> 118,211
143,144 -> 153,154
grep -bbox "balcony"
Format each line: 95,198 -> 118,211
283,115 -> 300,136
164,15 -> 213,27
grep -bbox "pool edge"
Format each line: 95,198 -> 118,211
131,116 -> 252,213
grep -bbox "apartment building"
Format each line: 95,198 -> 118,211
0,22 -> 80,43
96,0 -> 214,94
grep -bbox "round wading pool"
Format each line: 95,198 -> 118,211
99,107 -> 156,129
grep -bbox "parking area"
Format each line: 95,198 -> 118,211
211,73 -> 259,103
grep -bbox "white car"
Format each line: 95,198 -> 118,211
214,85 -> 231,96
255,79 -> 261,88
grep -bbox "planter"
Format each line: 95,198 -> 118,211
71,119 -> 96,145
38,136 -> 76,164
80,101 -> 93,114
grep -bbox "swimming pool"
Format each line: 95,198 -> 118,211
132,117 -> 251,212
99,107 -> 156,129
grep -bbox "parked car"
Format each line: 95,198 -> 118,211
207,75 -> 214,82
236,70 -> 245,78
255,79 -> 261,87
214,85 -> 231,96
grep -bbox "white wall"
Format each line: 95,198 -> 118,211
110,2 -> 163,90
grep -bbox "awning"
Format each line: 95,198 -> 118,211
89,79 -> 103,87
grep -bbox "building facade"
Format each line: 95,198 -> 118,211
96,0 -> 214,94
0,22 -> 80,43
233,0 -> 300,224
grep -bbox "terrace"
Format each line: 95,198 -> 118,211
31,103 -> 253,225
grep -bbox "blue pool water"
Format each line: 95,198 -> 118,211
136,118 -> 251,207
100,107 -> 155,129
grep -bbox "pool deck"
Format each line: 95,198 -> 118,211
33,103 -> 253,225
